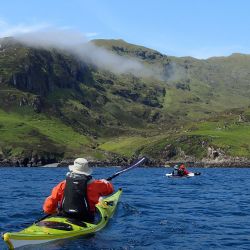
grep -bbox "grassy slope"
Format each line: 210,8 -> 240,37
0,108 -> 95,158
1,38 -> 250,161
187,115 -> 250,157
98,134 -> 165,157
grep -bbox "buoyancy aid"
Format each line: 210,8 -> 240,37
61,172 -> 92,220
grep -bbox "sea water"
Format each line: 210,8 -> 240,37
0,167 -> 250,250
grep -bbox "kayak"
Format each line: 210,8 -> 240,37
166,172 -> 201,178
3,189 -> 122,250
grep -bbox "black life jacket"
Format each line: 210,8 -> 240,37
177,169 -> 184,176
61,172 -> 92,220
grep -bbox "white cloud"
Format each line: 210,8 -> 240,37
0,19 -> 166,80
0,20 -> 164,80
9,26 -> 163,79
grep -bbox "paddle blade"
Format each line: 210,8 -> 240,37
194,172 -> 201,175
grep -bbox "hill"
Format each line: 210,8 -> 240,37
0,37 -> 250,166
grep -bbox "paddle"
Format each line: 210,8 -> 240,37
106,156 -> 147,181
34,213 -> 51,224
194,172 -> 201,175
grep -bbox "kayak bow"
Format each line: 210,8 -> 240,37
3,189 -> 122,250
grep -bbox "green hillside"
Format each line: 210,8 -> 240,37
0,37 -> 250,164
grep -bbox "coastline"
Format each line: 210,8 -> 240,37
165,161 -> 250,168
1,157 -> 250,168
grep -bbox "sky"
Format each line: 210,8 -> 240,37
0,0 -> 250,59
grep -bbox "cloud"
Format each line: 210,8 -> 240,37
9,26 -> 163,80
0,20 -> 170,80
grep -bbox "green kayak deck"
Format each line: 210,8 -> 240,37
3,188 -> 122,249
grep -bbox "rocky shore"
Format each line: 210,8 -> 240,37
164,160 -> 250,168
1,156 -> 250,168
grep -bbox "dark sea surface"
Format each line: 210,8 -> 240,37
1,167 -> 250,250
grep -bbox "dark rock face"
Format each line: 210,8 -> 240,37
17,95 -> 42,112
113,89 -> 139,101
31,96 -> 42,113
142,97 -> 162,107
207,146 -> 225,160
3,46 -> 92,97
175,82 -> 190,91
148,112 -> 161,122
163,144 -> 177,160
0,155 -> 62,167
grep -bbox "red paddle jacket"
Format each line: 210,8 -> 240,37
43,179 -> 114,214
178,164 -> 189,175
182,169 -> 189,175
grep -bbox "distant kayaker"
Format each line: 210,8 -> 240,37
43,158 -> 114,221
177,164 -> 189,176
172,165 -> 179,175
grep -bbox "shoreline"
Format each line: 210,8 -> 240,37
1,159 -> 250,168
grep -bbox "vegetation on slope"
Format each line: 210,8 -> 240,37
1,37 -> 250,163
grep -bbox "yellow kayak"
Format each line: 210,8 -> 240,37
3,188 -> 122,249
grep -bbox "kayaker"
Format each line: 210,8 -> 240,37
177,163 -> 189,176
43,158 -> 114,221
172,165 -> 179,175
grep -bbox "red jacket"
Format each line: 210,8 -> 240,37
43,179 -> 114,214
182,169 -> 189,175
178,164 -> 189,175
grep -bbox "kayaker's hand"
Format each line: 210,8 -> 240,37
101,179 -> 110,183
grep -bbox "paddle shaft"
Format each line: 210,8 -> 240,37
106,157 -> 146,181
34,213 -> 51,224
